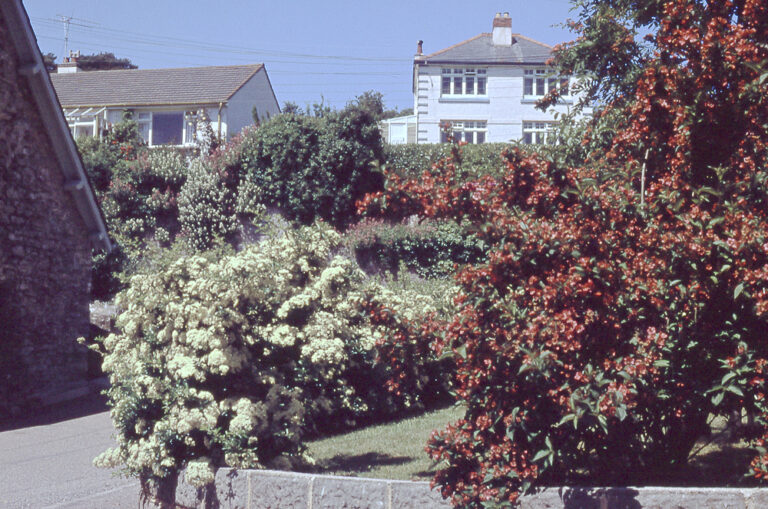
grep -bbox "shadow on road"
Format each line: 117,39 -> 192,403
0,391 -> 109,432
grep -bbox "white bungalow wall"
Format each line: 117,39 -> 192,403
415,65 -> 578,144
226,68 -> 281,134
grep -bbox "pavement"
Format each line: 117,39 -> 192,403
0,394 -> 141,508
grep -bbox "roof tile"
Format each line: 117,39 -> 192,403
50,64 -> 263,107
418,33 -> 553,65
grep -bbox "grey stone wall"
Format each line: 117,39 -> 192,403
151,468 -> 768,509
0,10 -> 93,417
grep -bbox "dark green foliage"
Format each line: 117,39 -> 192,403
343,219 -> 487,279
383,143 -> 516,181
240,108 -> 384,230
76,52 -> 138,71
77,116 -> 189,298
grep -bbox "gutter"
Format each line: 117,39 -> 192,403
217,102 -> 224,140
2,0 -> 111,252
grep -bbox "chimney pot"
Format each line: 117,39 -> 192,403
416,40 -> 423,55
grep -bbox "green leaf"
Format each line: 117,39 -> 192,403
616,406 -> 627,421
711,391 -> 724,406
532,449 -> 551,463
734,283 -> 745,300
726,385 -> 744,397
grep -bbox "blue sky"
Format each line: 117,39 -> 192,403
24,0 -> 576,111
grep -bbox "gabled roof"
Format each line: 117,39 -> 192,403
1,0 -> 110,251
416,33 -> 553,65
50,64 -> 264,108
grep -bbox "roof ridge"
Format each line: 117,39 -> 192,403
51,63 -> 263,76
512,33 -> 553,49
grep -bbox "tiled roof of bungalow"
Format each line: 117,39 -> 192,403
50,64 -> 264,107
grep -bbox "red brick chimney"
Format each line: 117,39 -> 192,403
57,50 -> 81,73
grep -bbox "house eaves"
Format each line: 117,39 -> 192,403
1,0 -> 111,252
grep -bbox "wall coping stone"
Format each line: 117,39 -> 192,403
151,467 -> 768,509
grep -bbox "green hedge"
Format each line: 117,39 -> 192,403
342,218 -> 487,279
382,143 -> 516,180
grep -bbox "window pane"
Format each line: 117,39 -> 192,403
138,122 -> 150,143
442,77 -> 451,95
466,76 -> 475,94
523,133 -> 532,144
74,125 -> 93,138
548,78 -> 557,94
536,78 -> 545,96
524,78 -> 533,95
454,77 -> 462,94
152,112 -> 183,145
478,77 -> 486,95
476,131 -> 485,144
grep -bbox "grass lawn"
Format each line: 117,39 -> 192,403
302,406 -> 761,486
305,404 -> 464,481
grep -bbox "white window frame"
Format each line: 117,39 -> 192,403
441,68 -> 487,96
522,121 -> 557,145
132,110 -> 196,147
440,120 -> 487,144
524,69 -> 571,99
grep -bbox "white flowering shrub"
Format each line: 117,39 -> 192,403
177,159 -> 238,251
95,223 -> 430,486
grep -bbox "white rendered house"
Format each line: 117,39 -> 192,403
50,61 -> 280,147
413,13 -> 581,145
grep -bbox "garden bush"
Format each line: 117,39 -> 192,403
342,218 -> 486,279
238,108 -> 384,230
92,223 -> 448,488
359,0 -> 768,505
78,118 -> 191,299
383,142 -> 515,181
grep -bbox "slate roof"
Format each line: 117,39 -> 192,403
50,64 -> 264,108
417,33 -> 553,65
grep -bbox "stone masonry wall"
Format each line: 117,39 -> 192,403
151,468 -> 768,509
0,10 -> 93,417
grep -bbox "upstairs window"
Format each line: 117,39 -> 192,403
442,68 -> 487,96
524,69 -> 570,98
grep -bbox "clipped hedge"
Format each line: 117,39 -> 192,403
382,143 -> 516,181
343,218 -> 487,279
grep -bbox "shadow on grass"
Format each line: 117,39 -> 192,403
316,452 -> 412,475
674,445 -> 761,487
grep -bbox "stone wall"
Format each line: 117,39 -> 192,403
0,10 -> 93,417
152,468 -> 768,509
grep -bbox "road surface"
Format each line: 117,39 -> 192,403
0,395 -> 141,508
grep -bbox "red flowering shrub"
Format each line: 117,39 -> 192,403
360,0 -> 768,505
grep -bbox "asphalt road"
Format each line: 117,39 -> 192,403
0,395 -> 140,508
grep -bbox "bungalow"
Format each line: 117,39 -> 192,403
1,0 -> 110,416
50,60 -> 281,146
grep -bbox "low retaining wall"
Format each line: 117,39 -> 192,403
155,468 -> 768,509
